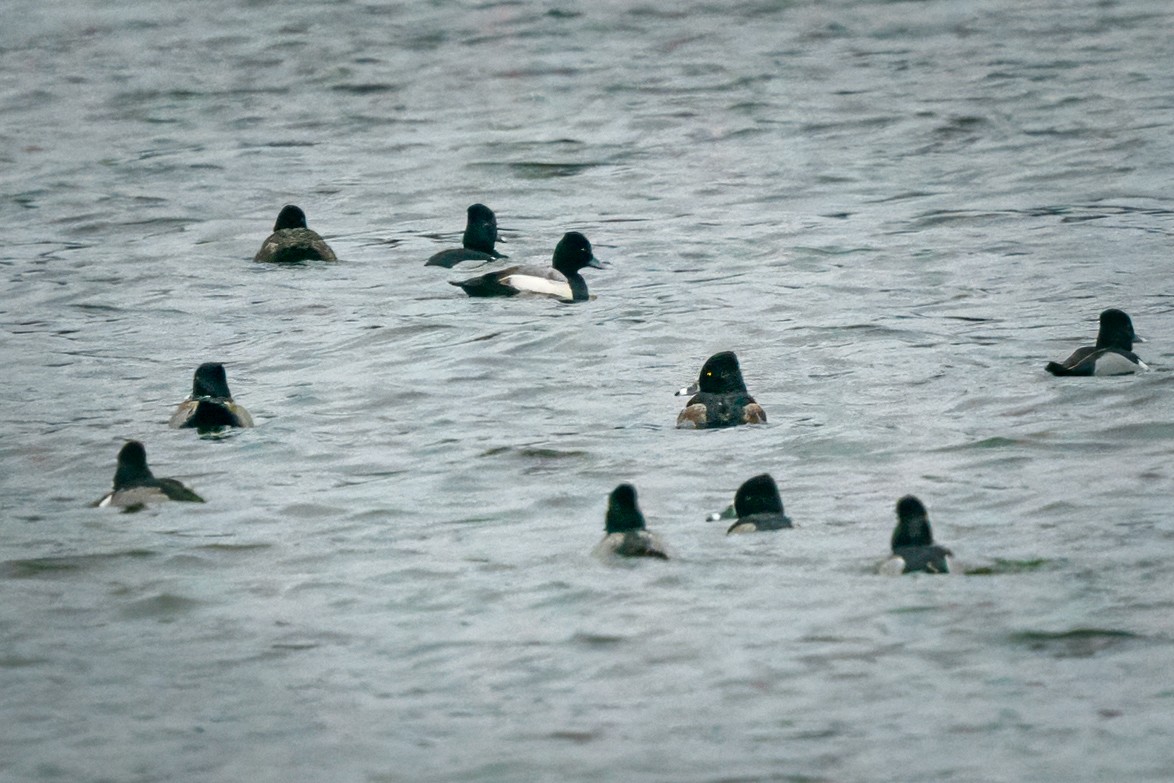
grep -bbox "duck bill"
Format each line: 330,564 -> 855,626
675,383 -> 699,397
587,256 -> 605,269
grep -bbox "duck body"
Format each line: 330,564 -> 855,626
425,203 -> 507,268
451,231 -> 601,302
593,484 -> 669,560
1046,308 -> 1147,376
93,441 -> 204,509
679,390 -> 765,429
254,205 -> 336,263
676,351 -> 766,429
453,264 -> 582,300
169,363 -> 253,430
427,247 -> 504,269
889,543 -> 954,574
595,530 -> 670,559
170,399 -> 253,430
880,495 -> 953,575
726,473 -> 792,534
1045,347 -> 1147,376
727,516 -> 791,533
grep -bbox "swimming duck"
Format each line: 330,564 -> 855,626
450,231 -> 602,302
676,351 -> 766,429
253,204 -> 337,263
93,441 -> 205,509
593,484 -> 669,560
424,203 -> 508,268
725,473 -> 792,533
1045,308 -> 1147,376
169,362 -> 254,430
879,495 -> 953,575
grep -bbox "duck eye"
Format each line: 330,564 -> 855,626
706,371 -> 712,377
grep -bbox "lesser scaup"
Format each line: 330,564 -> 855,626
254,204 -> 337,263
593,484 -> 669,560
1045,308 -> 1147,376
879,495 -> 954,575
725,473 -> 792,534
424,203 -> 508,268
676,351 -> 766,429
450,231 -> 603,302
92,441 -> 205,509
169,362 -> 254,431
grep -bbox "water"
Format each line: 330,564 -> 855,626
3,0 -> 1174,780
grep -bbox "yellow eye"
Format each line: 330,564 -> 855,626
706,371 -> 712,377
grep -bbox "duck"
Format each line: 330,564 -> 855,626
169,362 -> 254,430
92,441 -> 205,509
676,351 -> 766,429
725,474 -> 793,533
450,231 -> 602,302
1045,308 -> 1147,376
879,495 -> 953,575
424,203 -> 508,268
593,484 -> 669,560
253,204 -> 337,263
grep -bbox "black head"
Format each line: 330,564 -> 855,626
552,231 -> 604,276
1095,308 -> 1138,351
734,473 -> 784,518
696,351 -> 749,394
192,362 -> 232,399
892,495 -> 934,548
274,204 -> 308,231
605,483 -> 647,533
463,203 -> 501,253
113,440 -> 155,490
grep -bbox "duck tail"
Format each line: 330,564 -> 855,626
450,273 -> 518,298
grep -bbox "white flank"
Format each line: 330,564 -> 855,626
502,273 -> 572,299
1093,352 -> 1144,376
592,532 -> 626,559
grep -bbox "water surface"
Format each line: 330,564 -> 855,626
3,1 -> 1174,781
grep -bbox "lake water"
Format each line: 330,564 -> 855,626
3,1 -> 1174,781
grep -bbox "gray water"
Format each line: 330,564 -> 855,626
3,1 -> 1174,781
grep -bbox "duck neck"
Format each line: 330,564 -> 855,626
114,463 -> 155,490
463,228 -> 493,254
566,273 -> 589,302
1097,330 -> 1131,351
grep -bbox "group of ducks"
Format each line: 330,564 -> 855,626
93,362 -> 250,509
92,204 -> 1152,575
598,480 -> 952,577
592,302 -> 1148,571
596,347 -> 953,573
255,203 -> 606,303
